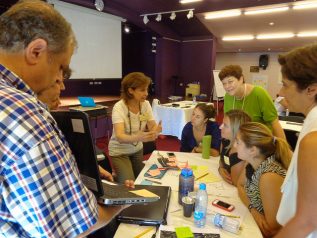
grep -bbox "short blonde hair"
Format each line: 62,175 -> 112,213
225,109 -> 251,148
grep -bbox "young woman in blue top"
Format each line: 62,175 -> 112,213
218,109 -> 251,185
180,103 -> 221,157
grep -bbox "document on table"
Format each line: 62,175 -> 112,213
191,165 -> 221,183
159,225 -> 220,238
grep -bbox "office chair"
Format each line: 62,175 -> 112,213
143,141 -> 157,155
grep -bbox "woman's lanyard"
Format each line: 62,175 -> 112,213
233,84 -> 246,110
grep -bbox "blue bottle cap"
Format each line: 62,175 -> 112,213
181,168 -> 193,177
199,183 -> 206,190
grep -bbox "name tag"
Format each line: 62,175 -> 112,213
139,113 -> 150,121
224,156 -> 230,165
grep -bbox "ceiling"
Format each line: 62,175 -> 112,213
2,0 -> 317,52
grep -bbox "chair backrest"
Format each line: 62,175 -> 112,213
279,115 -> 304,123
143,141 -> 157,155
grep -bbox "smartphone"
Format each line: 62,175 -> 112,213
212,199 -> 235,212
167,152 -> 176,158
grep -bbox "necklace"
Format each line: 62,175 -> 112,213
233,84 -> 246,110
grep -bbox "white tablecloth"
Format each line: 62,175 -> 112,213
152,101 -> 212,140
114,151 -> 262,238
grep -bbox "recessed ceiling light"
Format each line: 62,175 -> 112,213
297,31 -> 317,37
256,33 -> 295,39
205,10 -> 241,20
245,6 -> 289,15
269,22 -> 275,26
222,35 -> 254,41
268,48 -> 271,51
180,0 -> 202,3
293,1 -> 317,10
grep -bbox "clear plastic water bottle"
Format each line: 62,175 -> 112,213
178,168 -> 194,205
211,213 -> 240,234
193,96 -> 196,104
194,183 -> 208,228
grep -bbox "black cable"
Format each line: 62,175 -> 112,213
151,225 -> 160,238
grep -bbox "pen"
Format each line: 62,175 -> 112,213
195,172 -> 209,181
145,178 -> 162,184
225,214 -> 240,218
134,227 -> 154,238
286,121 -> 302,125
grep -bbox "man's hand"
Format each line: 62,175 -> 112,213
98,165 -> 135,188
124,180 -> 135,188
98,165 -> 114,181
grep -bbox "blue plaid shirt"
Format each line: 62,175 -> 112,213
0,64 -> 98,237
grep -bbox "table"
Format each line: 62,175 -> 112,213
152,101 -> 213,140
279,120 -> 303,150
114,151 -> 262,238
279,120 -> 302,132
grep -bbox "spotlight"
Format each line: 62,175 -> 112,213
155,14 -> 162,22
170,12 -> 176,20
187,10 -> 194,19
143,15 -> 149,24
124,25 -> 130,33
94,0 -> 104,12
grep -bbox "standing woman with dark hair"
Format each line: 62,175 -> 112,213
218,109 -> 251,185
109,72 -> 162,183
275,44 -> 317,238
180,103 -> 221,157
219,65 -> 286,140
236,122 -> 291,237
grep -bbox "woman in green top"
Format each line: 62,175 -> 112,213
218,65 -> 286,140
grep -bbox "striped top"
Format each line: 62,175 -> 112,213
245,156 -> 286,214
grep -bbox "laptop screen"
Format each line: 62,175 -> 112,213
51,111 -> 103,196
78,96 -> 96,107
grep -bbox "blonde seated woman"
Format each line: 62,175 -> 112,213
235,122 -> 291,237
218,109 -> 251,186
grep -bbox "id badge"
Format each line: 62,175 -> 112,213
224,156 -> 230,165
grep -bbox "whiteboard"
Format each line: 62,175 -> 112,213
212,70 -> 226,99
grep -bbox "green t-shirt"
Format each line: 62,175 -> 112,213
224,86 -> 277,129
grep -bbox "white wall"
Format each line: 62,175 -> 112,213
215,52 -> 283,98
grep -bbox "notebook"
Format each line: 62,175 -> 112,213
51,110 -> 160,205
78,96 -> 96,107
117,185 -> 171,226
